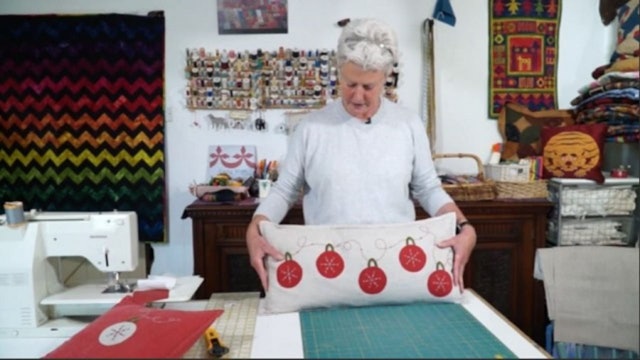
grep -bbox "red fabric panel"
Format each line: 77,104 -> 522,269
45,290 -> 223,359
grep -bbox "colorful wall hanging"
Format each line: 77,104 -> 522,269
0,13 -> 167,243
488,0 -> 562,119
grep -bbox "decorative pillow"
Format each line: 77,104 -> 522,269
609,0 -> 640,63
259,212 -> 461,314
541,123 -> 608,184
45,290 -> 223,358
498,102 -> 575,162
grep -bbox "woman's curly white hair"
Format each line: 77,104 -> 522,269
336,18 -> 398,74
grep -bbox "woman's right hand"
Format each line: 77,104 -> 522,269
246,215 -> 283,292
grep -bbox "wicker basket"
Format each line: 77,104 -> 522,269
433,153 -> 498,201
485,163 -> 530,182
484,162 -> 549,199
495,180 -> 549,199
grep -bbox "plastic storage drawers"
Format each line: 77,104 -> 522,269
547,177 -> 639,246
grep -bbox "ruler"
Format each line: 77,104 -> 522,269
183,292 -> 260,359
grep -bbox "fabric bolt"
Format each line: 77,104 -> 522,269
255,98 -> 452,226
575,104 -> 640,122
580,113 -> 640,127
597,70 -> 640,85
574,87 -> 640,109
571,80 -> 639,105
581,70 -> 640,93
575,95 -> 639,113
606,134 -> 640,142
536,246 -> 639,352
607,125 -> 640,139
602,114 -> 640,125
573,85 -> 640,143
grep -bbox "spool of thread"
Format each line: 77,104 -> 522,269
4,201 -> 26,226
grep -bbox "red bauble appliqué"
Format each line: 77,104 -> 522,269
276,252 -> 303,288
316,244 -> 345,279
427,261 -> 453,297
398,236 -> 427,272
358,259 -> 387,295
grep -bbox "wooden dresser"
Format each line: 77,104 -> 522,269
182,199 -> 552,346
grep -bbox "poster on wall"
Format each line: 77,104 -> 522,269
217,0 -> 288,34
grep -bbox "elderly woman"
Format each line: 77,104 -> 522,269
246,18 -> 476,293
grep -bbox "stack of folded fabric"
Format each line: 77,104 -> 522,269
572,0 -> 639,144
572,71 -> 639,143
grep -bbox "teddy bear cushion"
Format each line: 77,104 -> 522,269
258,212 -> 461,314
541,123 -> 607,183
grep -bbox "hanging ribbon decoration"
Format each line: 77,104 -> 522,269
422,0 -> 457,154
422,19 -> 436,154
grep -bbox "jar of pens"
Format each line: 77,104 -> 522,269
253,159 -> 279,198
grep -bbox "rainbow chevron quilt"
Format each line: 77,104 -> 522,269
489,0 -> 562,119
0,13 -> 166,242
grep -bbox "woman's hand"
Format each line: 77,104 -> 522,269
246,215 -> 283,291
436,224 -> 476,293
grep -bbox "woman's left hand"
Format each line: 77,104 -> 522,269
436,225 -> 477,293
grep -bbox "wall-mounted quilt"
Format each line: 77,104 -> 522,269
0,13 -> 167,242
489,0 -> 562,119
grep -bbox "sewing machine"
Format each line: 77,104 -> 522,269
0,210 -> 204,358
0,210 -> 139,331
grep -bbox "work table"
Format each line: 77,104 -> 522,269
182,198 -> 553,346
173,289 -> 550,358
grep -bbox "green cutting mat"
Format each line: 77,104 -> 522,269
300,301 -> 516,359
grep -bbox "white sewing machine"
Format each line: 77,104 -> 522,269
0,210 -> 203,358
0,210 -> 139,329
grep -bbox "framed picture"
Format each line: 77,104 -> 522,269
217,0 -> 288,34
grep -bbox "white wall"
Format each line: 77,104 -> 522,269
0,0 -> 615,276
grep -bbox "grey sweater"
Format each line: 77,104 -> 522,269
255,98 -> 453,225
